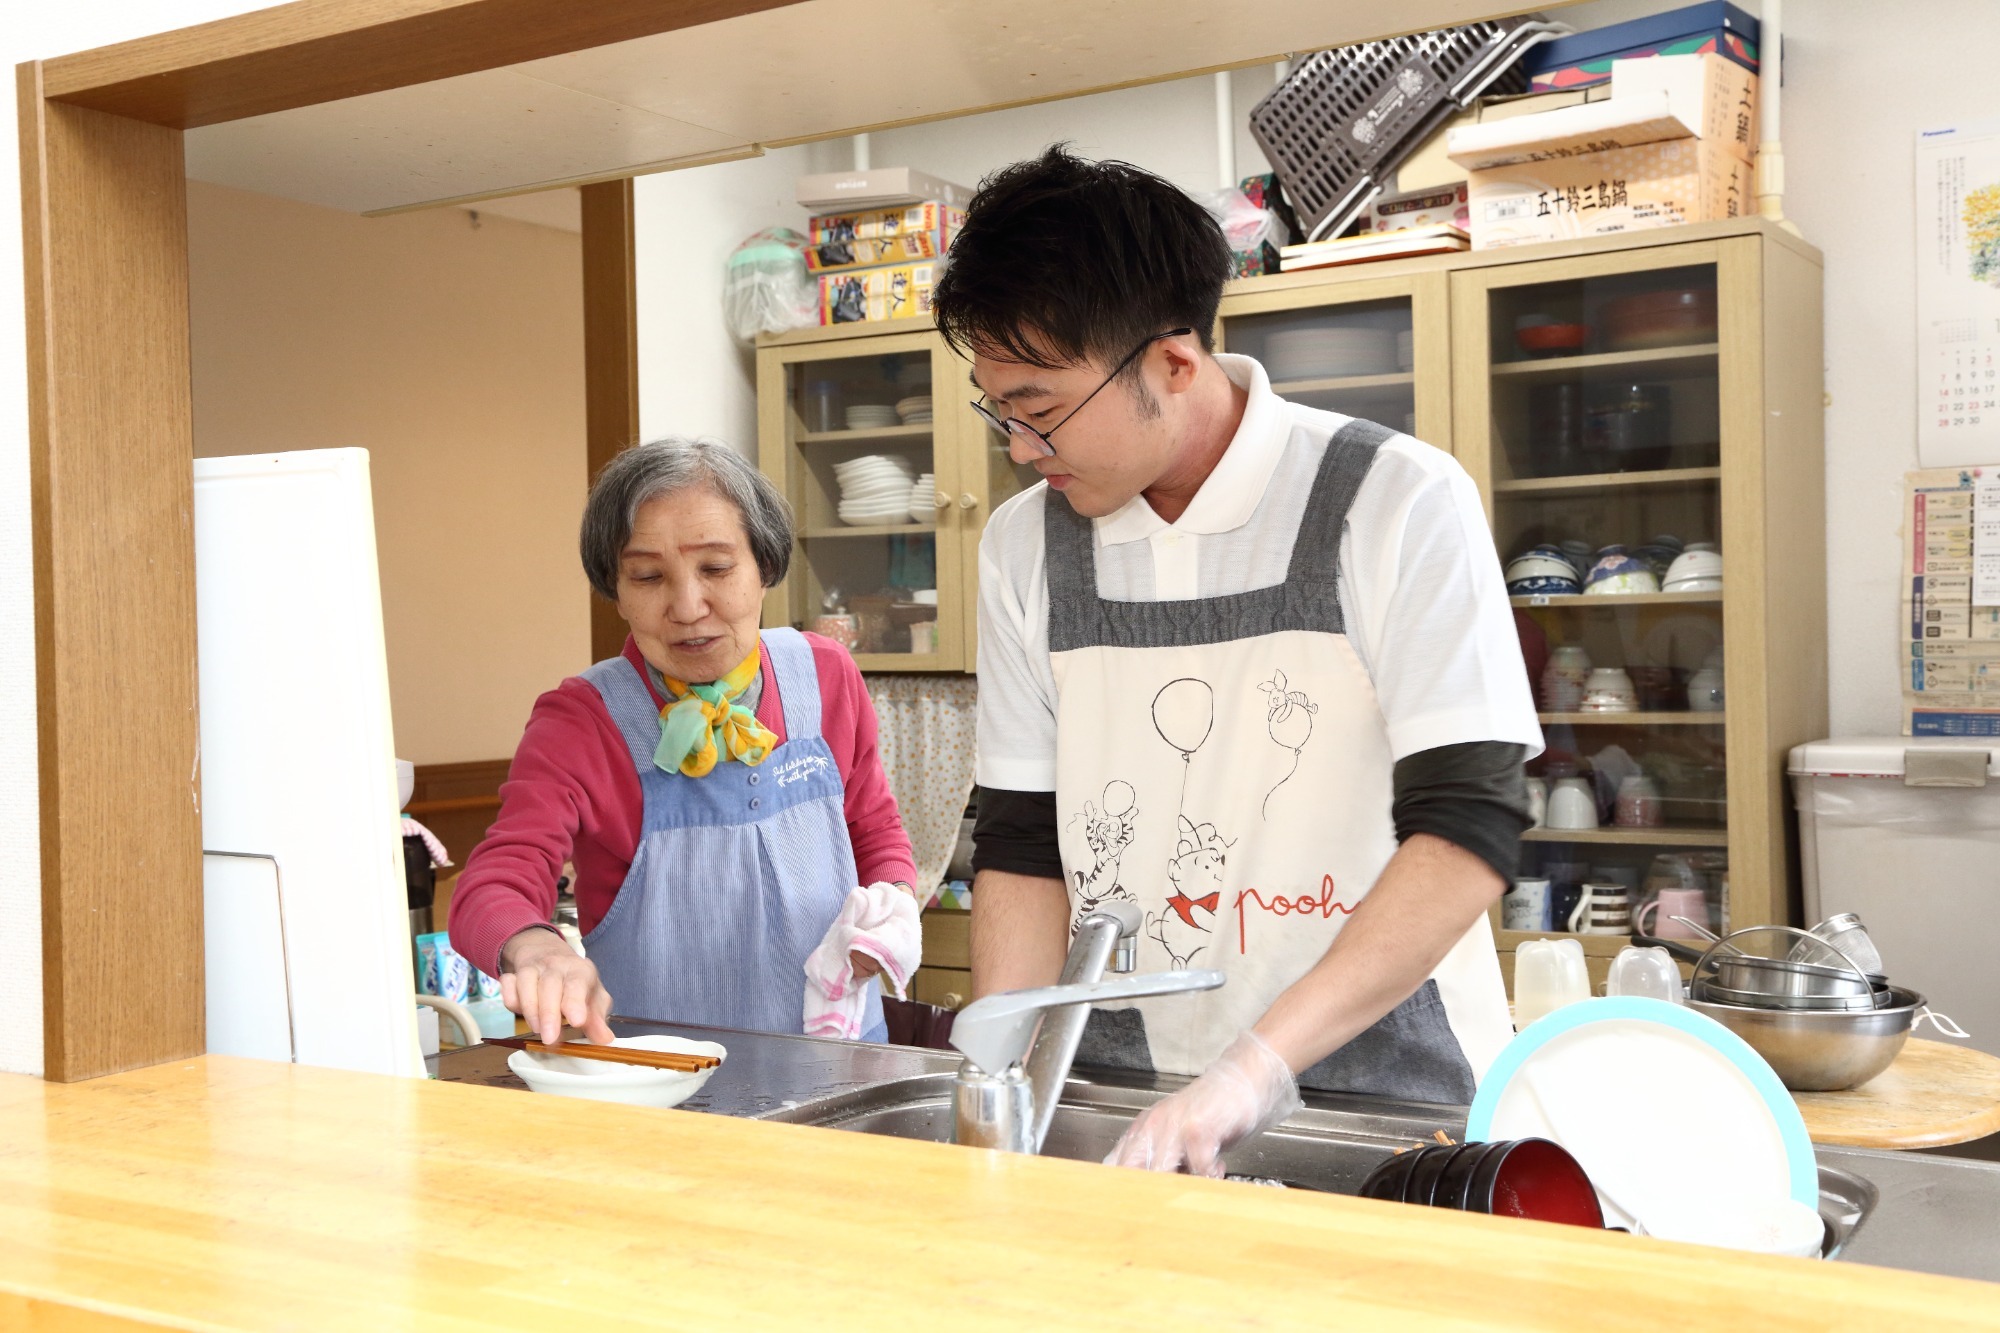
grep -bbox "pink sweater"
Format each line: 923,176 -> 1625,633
448,633 -> 917,977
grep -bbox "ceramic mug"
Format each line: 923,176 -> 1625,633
1503,877 -> 1553,932
1545,776 -> 1599,830
1633,887 -> 1710,939
1568,880 -> 1633,934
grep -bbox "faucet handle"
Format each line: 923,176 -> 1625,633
949,969 -> 1225,1076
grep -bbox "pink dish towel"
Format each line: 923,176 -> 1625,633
803,883 -> 922,1040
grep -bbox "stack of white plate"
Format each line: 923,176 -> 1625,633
907,473 -> 937,523
844,403 -> 900,431
1265,326 -> 1398,382
896,395 -> 933,424
833,455 -> 918,525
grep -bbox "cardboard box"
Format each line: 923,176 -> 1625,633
797,167 -> 971,211
810,201 -> 962,245
1467,138 -> 1753,250
1363,182 -> 1468,233
1611,53 -> 1756,163
1450,56 -> 1756,173
1395,88 -> 1600,192
1523,0 -> 1758,92
805,223 -> 953,274
817,261 -> 940,325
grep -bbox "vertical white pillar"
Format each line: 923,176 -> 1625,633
1214,70 -> 1236,189
853,132 -> 872,172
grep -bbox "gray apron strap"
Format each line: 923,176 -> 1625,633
1042,415 -> 1391,651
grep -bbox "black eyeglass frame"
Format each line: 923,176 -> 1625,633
969,327 -> 1195,458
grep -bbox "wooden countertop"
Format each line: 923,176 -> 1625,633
3,1057 -> 1998,1330
1795,1039 -> 2000,1150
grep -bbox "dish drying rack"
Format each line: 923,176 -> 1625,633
1250,16 -> 1569,243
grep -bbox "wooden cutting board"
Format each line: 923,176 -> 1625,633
1793,1038 -> 2000,1150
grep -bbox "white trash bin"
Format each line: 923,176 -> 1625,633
1789,738 -> 2000,1059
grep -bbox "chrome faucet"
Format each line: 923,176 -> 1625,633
948,901 -> 1224,1153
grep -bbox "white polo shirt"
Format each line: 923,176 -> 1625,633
975,353 -> 1543,793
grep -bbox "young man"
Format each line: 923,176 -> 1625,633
932,146 -> 1542,1175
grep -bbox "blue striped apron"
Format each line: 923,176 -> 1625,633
578,627 -> 885,1041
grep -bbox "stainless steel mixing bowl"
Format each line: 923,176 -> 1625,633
1687,986 -> 1923,1091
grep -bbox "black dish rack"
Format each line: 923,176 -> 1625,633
1250,17 -> 1567,243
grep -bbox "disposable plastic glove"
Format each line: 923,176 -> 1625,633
1103,1029 -> 1302,1176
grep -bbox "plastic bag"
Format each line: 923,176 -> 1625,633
1195,186 -> 1284,256
723,227 -> 817,342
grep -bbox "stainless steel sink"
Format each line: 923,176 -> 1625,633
758,1069 -> 1876,1258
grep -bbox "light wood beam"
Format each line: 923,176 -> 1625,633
41,0 -> 802,130
18,63 -> 205,1080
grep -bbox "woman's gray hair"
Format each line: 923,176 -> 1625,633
580,436 -> 794,599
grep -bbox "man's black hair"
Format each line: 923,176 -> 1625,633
931,144 -> 1231,374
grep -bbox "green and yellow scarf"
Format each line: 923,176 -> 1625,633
653,643 -> 779,778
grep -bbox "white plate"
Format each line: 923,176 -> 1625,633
508,1035 -> 727,1109
1467,998 -> 1818,1240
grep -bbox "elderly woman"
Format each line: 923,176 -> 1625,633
449,437 -> 918,1046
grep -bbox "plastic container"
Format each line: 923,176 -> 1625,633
1789,738 -> 2000,1057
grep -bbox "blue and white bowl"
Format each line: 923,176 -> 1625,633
1583,546 -> 1660,596
1506,548 -> 1582,596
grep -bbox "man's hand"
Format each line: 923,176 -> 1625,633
499,927 -> 614,1045
1104,1030 -> 1301,1175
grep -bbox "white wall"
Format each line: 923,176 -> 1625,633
187,181 -> 589,765
634,69 -> 1281,458
635,147 -> 813,456
1,0 -> 292,1080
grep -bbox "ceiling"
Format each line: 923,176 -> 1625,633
183,0 -> 1549,214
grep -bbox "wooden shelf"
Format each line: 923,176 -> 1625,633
805,523 -> 936,538
1489,343 -> 1719,379
1268,370 -> 1414,395
1510,591 -> 1722,608
1495,929 -> 1634,955
797,423 -> 932,445
1523,827 -> 1729,846
1493,466 -> 1721,496
1538,711 -> 1725,726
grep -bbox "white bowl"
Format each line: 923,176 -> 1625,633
1664,549 -> 1724,585
1663,575 -> 1724,593
508,1035 -> 727,1108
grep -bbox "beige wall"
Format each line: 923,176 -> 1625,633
187,180 -> 590,766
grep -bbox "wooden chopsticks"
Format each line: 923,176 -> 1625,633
486,1034 -> 720,1073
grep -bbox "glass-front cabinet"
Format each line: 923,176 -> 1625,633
755,322 -> 1031,672
1216,270 -> 1450,447
1217,221 -> 1827,990
1449,232 -> 1824,986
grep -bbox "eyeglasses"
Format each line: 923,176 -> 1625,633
970,327 -> 1194,458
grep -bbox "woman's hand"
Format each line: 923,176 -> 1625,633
500,927 -> 615,1045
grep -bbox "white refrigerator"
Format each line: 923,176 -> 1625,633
194,448 -> 423,1076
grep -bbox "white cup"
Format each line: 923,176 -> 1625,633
1503,877 -> 1552,931
1545,776 -> 1599,830
1568,880 -> 1633,934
